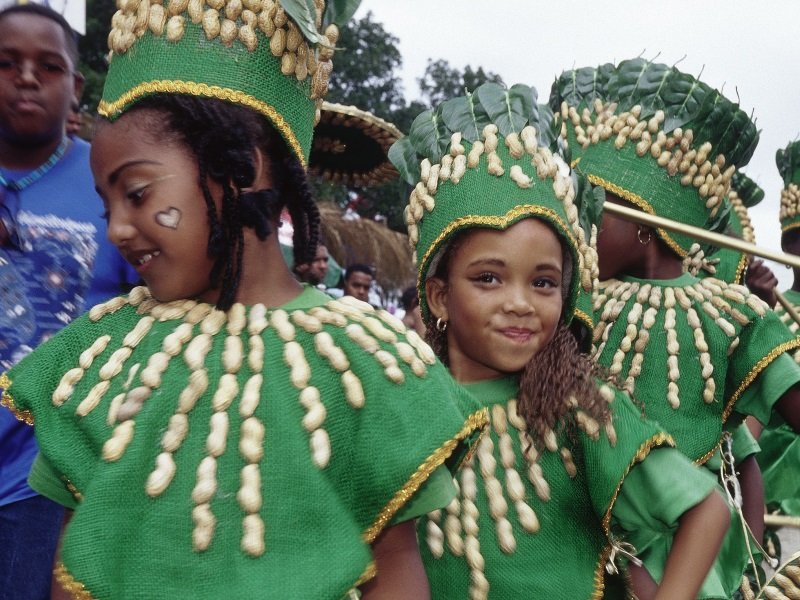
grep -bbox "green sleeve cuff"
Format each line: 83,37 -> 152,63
390,465 -> 456,525
28,453 -> 79,510
735,352 -> 800,426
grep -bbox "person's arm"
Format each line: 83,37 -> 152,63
738,455 -> 765,547
360,521 -> 429,600
776,386 -> 800,433
50,509 -> 73,600
646,490 -> 729,600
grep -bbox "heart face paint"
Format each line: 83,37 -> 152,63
155,206 -> 181,229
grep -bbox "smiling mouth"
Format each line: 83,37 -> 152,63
134,251 -> 161,266
499,327 -> 535,341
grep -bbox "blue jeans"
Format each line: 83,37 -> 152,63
0,495 -> 64,600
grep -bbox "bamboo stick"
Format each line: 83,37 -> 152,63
765,513 -> 800,529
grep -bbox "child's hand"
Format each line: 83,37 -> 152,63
745,259 -> 778,308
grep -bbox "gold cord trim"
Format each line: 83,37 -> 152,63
362,408 -> 489,544
601,432 -> 675,533
732,252 -> 748,286
722,338 -> 800,422
0,373 -> 33,425
418,205 -> 577,289
591,543 -> 614,600
54,562 -> 94,600
574,308 -> 594,330
352,561 -> 377,589
782,221 -> 800,234
98,80 -> 306,167
586,174 -> 688,258
63,477 -> 83,503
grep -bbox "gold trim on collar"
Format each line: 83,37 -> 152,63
587,174 -> 688,259
782,221 -> 800,234
362,408 -> 489,544
0,373 -> 33,426
98,80 -> 306,167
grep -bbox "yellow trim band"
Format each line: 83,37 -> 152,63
574,308 -> 594,330
362,408 -> 489,544
0,373 -> 33,425
54,562 -> 94,600
98,80 -> 307,167
587,174 -> 688,258
723,338 -> 800,422
782,221 -> 800,234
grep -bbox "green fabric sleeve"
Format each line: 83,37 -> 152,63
28,453 -> 79,510
612,447 -> 718,536
390,465 -> 456,525
734,352 -> 800,427
705,422 -> 761,472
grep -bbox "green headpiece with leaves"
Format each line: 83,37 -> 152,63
689,172 -> 763,284
389,82 -> 603,327
99,0 -> 361,165
777,140 -> 800,233
549,58 -> 760,257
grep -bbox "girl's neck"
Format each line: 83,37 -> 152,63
233,231 -> 304,307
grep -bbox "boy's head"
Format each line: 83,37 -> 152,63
343,263 -> 374,303
0,4 -> 83,149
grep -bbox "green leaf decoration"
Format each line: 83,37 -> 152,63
716,111 -> 760,167
661,71 -> 711,131
776,141 -> 800,187
440,91 -> 491,142
731,172 -> 764,208
322,0 -> 362,28
572,172 -> 605,242
549,65 -> 612,113
537,103 -> 559,149
280,0 -> 328,45
388,136 -> 421,186
407,107 -> 449,165
608,59 -> 672,118
476,83 -> 535,137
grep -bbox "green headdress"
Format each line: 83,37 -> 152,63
688,172 -> 763,284
550,58 -> 760,257
389,82 -> 603,326
99,0 -> 361,165
777,140 -> 800,234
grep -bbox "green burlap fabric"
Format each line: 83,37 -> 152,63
777,141 -> 800,233
593,273 -> 800,463
1,286 -> 486,598
389,82 -> 604,326
418,375 -> 675,599
550,58 -> 759,257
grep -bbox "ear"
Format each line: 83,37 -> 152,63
72,71 -> 85,105
425,277 -> 449,323
242,146 -> 272,192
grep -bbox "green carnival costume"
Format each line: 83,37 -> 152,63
2,288 -> 485,599
756,140 -> 800,518
551,59 -> 800,598
0,1 -> 488,598
390,82 -> 718,599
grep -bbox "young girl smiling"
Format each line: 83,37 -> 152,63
0,2 -> 485,598
391,81 -> 729,599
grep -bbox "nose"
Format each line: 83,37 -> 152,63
503,284 -> 535,316
105,208 -> 136,249
15,60 -> 40,88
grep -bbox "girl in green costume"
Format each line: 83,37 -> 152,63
0,1 -> 487,598
550,58 -> 800,598
390,81 -> 729,599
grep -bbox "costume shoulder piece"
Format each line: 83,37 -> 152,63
593,275 -> 799,462
777,140 -> 800,234
1,287 -> 486,598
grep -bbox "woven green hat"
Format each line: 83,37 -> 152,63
98,0 -> 360,165
777,140 -> 800,234
388,82 -> 604,326
549,58 -> 760,257
690,172 -> 763,284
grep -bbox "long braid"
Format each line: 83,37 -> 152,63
283,158 -> 320,266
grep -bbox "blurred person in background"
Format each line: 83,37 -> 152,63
0,5 -> 137,598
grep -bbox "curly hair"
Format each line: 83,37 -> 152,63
120,94 -> 320,311
424,226 -> 612,449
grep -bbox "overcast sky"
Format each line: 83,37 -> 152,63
355,0 -> 800,287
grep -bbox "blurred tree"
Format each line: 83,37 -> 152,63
417,59 -> 504,108
77,0 -> 115,110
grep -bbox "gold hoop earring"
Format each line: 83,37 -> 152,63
435,317 -> 448,332
637,227 -> 652,246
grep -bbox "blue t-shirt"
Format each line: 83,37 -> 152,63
0,138 -> 139,506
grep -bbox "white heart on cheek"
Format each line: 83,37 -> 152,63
155,207 -> 181,229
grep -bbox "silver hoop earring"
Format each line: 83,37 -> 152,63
435,317 -> 448,332
637,227 -> 652,246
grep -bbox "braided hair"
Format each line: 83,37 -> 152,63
131,94 -> 320,310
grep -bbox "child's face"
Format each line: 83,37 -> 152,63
91,110 -> 221,305
427,218 -> 564,383
596,192 -> 640,280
